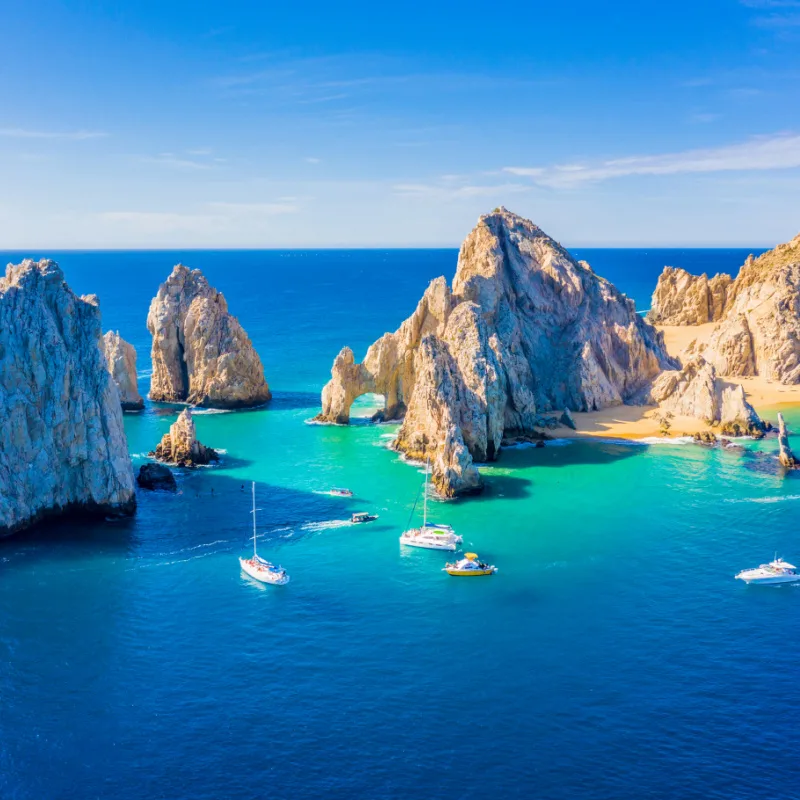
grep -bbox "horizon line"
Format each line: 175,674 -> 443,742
0,243 -> 774,253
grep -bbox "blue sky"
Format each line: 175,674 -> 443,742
2,0 -> 800,247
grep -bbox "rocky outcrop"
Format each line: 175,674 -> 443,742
777,412 -> 798,469
147,265 -> 271,408
151,408 -> 218,467
0,259 -> 136,537
647,356 -> 764,436
650,233 -> 800,383
102,331 -> 144,410
136,462 -> 177,491
316,208 -> 676,496
648,268 -> 732,325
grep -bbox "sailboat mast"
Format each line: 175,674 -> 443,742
423,457 -> 429,527
252,481 -> 257,557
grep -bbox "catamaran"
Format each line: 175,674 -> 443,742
399,459 -> 463,551
239,482 -> 289,585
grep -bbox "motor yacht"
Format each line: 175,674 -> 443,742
443,553 -> 497,576
735,557 -> 800,585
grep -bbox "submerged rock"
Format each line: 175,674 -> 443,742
0,259 -> 136,537
102,330 -> 144,410
147,264 -> 271,408
316,208 -> 676,495
151,408 -> 218,467
136,462 -> 177,491
777,412 -> 798,469
648,356 -> 764,436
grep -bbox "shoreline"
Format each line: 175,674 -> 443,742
545,325 -> 800,442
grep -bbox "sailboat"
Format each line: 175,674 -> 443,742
399,458 -> 463,551
239,482 -> 290,585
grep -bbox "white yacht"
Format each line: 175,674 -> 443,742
239,482 -> 290,586
735,556 -> 800,585
400,459 -> 463,551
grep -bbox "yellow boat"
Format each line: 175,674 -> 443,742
443,553 -> 497,576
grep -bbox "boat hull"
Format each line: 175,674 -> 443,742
399,536 -> 457,551
736,573 -> 800,585
239,557 -> 289,585
444,568 -> 496,576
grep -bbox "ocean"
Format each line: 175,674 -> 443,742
3,247 -> 800,800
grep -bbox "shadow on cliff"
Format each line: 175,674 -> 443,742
0,473 -> 360,565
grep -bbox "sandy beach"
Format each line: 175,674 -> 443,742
551,323 -> 800,441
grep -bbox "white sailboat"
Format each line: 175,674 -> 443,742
239,482 -> 290,585
399,459 -> 463,551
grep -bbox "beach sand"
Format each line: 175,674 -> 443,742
551,323 -> 800,441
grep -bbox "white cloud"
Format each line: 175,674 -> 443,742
504,133 -> 800,188
140,153 -> 212,170
207,201 -> 299,215
305,156 -> 321,164
100,211 -> 219,233
393,182 -> 530,200
0,127 -> 107,140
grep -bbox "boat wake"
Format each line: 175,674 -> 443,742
301,519 -> 353,532
725,494 -> 800,505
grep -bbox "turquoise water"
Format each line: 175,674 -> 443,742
3,248 -> 800,800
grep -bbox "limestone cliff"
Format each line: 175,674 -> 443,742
649,233 -> 800,383
777,412 -> 798,469
316,208 -> 676,496
152,408 -> 218,467
0,259 -> 136,537
647,356 -> 764,435
147,265 -> 271,408
102,331 -> 144,411
648,268 -> 731,325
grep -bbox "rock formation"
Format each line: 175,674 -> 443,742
136,462 -> 177,491
316,208 -> 676,496
0,259 -> 136,537
647,356 -> 764,436
649,233 -> 800,382
151,408 -> 218,467
102,331 -> 144,410
147,265 -> 271,408
777,412 -> 798,469
648,268 -> 731,325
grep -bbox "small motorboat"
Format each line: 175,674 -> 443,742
351,512 -> 378,524
239,482 -> 290,586
330,488 -> 353,497
443,553 -> 497,577
735,556 -> 800,585
400,458 -> 463,551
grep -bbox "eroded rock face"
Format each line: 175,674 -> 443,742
648,356 -> 764,435
777,412 -> 798,469
147,265 -> 271,408
316,208 -> 676,495
152,408 -> 218,467
102,331 -> 144,410
651,233 -> 800,383
648,268 -> 731,325
0,259 -> 136,537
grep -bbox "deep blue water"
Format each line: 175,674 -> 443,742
5,246 -> 800,800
